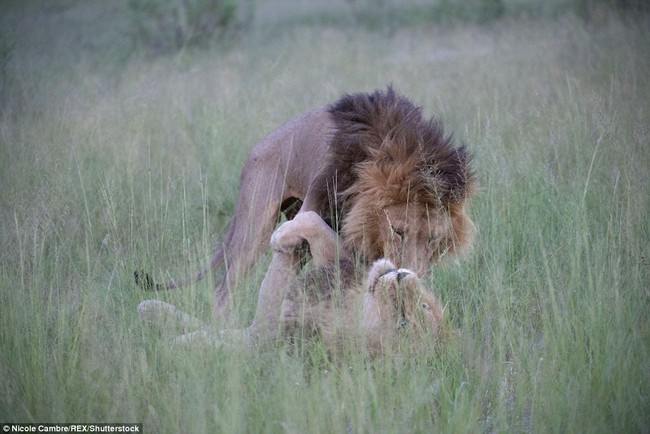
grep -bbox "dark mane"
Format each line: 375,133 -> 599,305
312,86 -> 474,227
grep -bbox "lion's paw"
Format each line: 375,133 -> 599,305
270,224 -> 306,254
270,212 -> 314,251
288,210 -> 321,227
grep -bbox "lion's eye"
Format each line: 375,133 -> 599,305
391,227 -> 405,240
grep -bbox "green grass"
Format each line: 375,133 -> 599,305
1,1 -> 649,432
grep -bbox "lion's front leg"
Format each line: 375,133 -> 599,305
270,211 -> 351,268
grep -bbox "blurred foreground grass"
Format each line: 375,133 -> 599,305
0,1 -> 648,432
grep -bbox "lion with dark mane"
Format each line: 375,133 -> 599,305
136,87 -> 475,319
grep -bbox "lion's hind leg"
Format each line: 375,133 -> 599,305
138,300 -> 253,349
172,328 -> 253,348
138,300 -> 204,335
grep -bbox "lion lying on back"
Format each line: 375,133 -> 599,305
139,212 -> 444,357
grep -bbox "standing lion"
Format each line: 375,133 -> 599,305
136,87 -> 475,318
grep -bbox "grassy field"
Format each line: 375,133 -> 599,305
1,1 -> 649,432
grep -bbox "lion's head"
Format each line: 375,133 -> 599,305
344,200 -> 473,276
315,87 -> 475,275
361,259 -> 443,353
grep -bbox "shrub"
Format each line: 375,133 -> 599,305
128,0 -> 240,54
573,0 -> 648,20
433,0 -> 505,23
0,34 -> 13,108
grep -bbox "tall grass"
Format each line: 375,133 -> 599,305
1,1 -> 649,432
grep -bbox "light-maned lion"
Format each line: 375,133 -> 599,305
136,87 -> 474,318
138,212 -> 444,357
